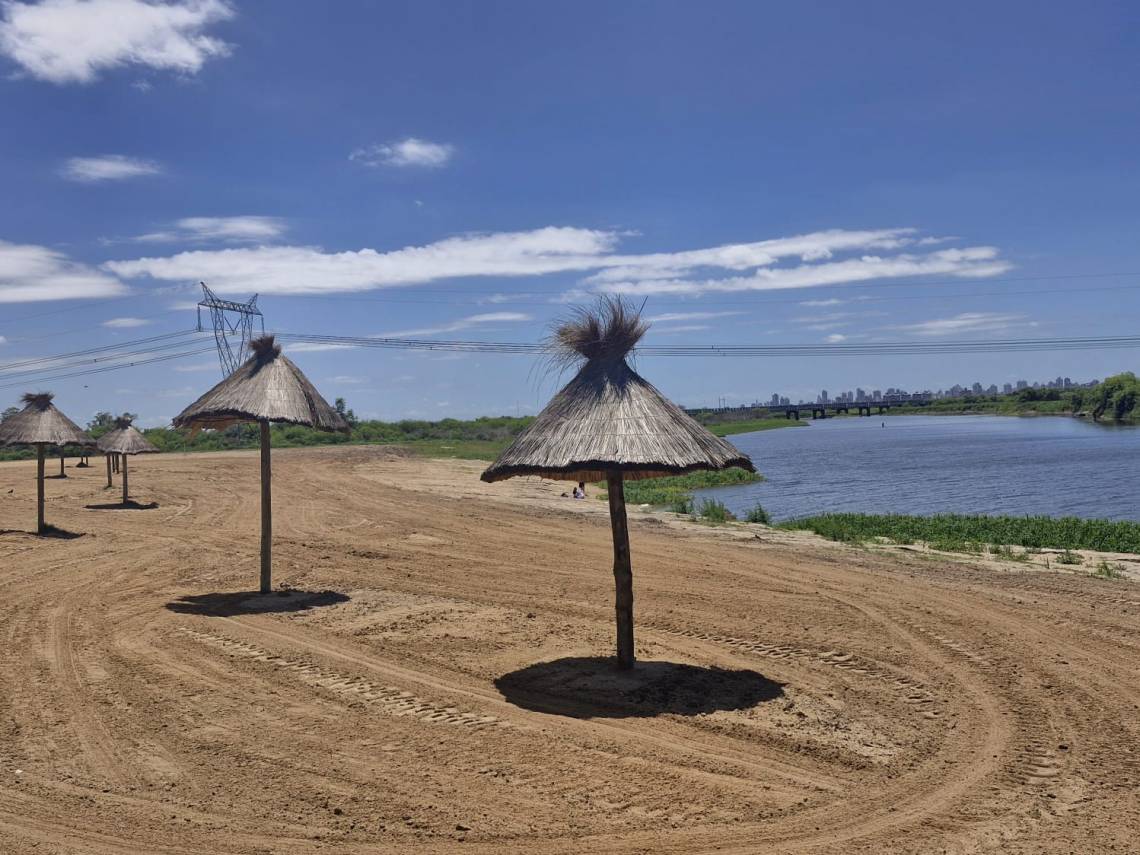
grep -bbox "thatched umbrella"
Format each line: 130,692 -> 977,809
173,336 -> 348,592
96,416 -> 158,504
481,298 -> 754,669
0,392 -> 95,533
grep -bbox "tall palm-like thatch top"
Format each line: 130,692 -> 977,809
96,416 -> 159,455
0,392 -> 94,448
482,297 -> 754,483
173,336 -> 348,432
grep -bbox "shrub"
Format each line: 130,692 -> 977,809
697,499 -> 732,523
1093,561 -> 1126,580
745,504 -> 771,524
1056,550 -> 1083,566
670,497 -> 693,515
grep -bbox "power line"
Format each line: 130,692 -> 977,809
0,346 -> 218,392
274,331 -> 1140,357
6,326 -> 1140,395
0,329 -> 201,373
0,334 -> 211,381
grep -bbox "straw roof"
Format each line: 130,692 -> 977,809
173,336 -> 348,432
96,417 -> 159,455
482,298 -> 754,483
0,392 -> 94,448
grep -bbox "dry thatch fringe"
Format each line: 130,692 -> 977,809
547,295 -> 648,370
482,294 -> 753,484
0,391 -> 94,447
249,335 -> 282,363
21,392 -> 54,410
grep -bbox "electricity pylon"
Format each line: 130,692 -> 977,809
196,282 -> 264,377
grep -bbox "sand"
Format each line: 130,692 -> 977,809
0,444 -> 1137,854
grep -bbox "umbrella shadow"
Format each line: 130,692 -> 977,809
0,526 -> 85,540
85,500 -> 159,510
495,656 -> 784,719
44,473 -> 69,479
165,589 -> 350,617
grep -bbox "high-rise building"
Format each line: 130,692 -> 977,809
1003,383 -> 1013,394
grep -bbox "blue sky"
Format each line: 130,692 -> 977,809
0,0 -> 1137,425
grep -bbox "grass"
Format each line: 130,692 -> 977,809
1092,560 -> 1127,580
1056,549 -> 1084,566
779,513 -> 1140,554
389,439 -> 507,460
604,467 -> 763,507
991,544 -> 1031,563
744,504 -> 771,524
704,419 -> 807,437
697,498 -> 732,522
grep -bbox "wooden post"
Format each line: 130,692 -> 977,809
105,454 -> 112,488
606,471 -> 635,669
259,420 -> 272,593
36,444 -> 45,534
122,455 -> 129,505
59,451 -> 65,477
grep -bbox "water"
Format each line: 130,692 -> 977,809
698,415 -> 1140,522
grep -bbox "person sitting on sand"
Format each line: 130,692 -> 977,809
573,482 -> 586,499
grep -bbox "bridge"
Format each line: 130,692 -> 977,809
685,397 -> 935,420
769,397 -> 934,419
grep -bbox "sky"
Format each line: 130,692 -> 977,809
0,0 -> 1138,426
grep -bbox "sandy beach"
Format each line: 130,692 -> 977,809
0,444 -> 1137,854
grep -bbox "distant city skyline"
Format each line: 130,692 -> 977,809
749,373 -> 1098,409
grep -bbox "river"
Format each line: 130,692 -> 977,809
699,415 -> 1140,522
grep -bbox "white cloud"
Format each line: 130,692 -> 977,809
102,316 -> 149,328
643,311 -> 742,323
0,0 -> 234,84
328,375 -> 366,384
350,137 -> 454,168
106,227 -> 1012,300
650,324 -> 711,334
583,228 -> 917,285
599,247 -> 1011,297
0,239 -> 126,302
61,154 -> 162,182
0,335 -> 6,344
172,361 -> 216,372
892,312 -> 1033,337
800,298 -> 845,307
135,215 -> 286,243
106,227 -> 620,294
382,311 -> 532,338
157,385 -> 195,398
285,341 -> 358,353
825,334 -> 847,343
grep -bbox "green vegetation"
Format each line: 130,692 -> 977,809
696,498 -> 732,522
779,513 -> 1140,554
0,399 -> 797,463
991,544 -> 1031,563
604,467 -> 762,507
1093,560 -> 1127,580
745,504 -> 771,524
888,372 -> 1140,422
1056,550 -> 1084,566
704,419 -> 806,437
